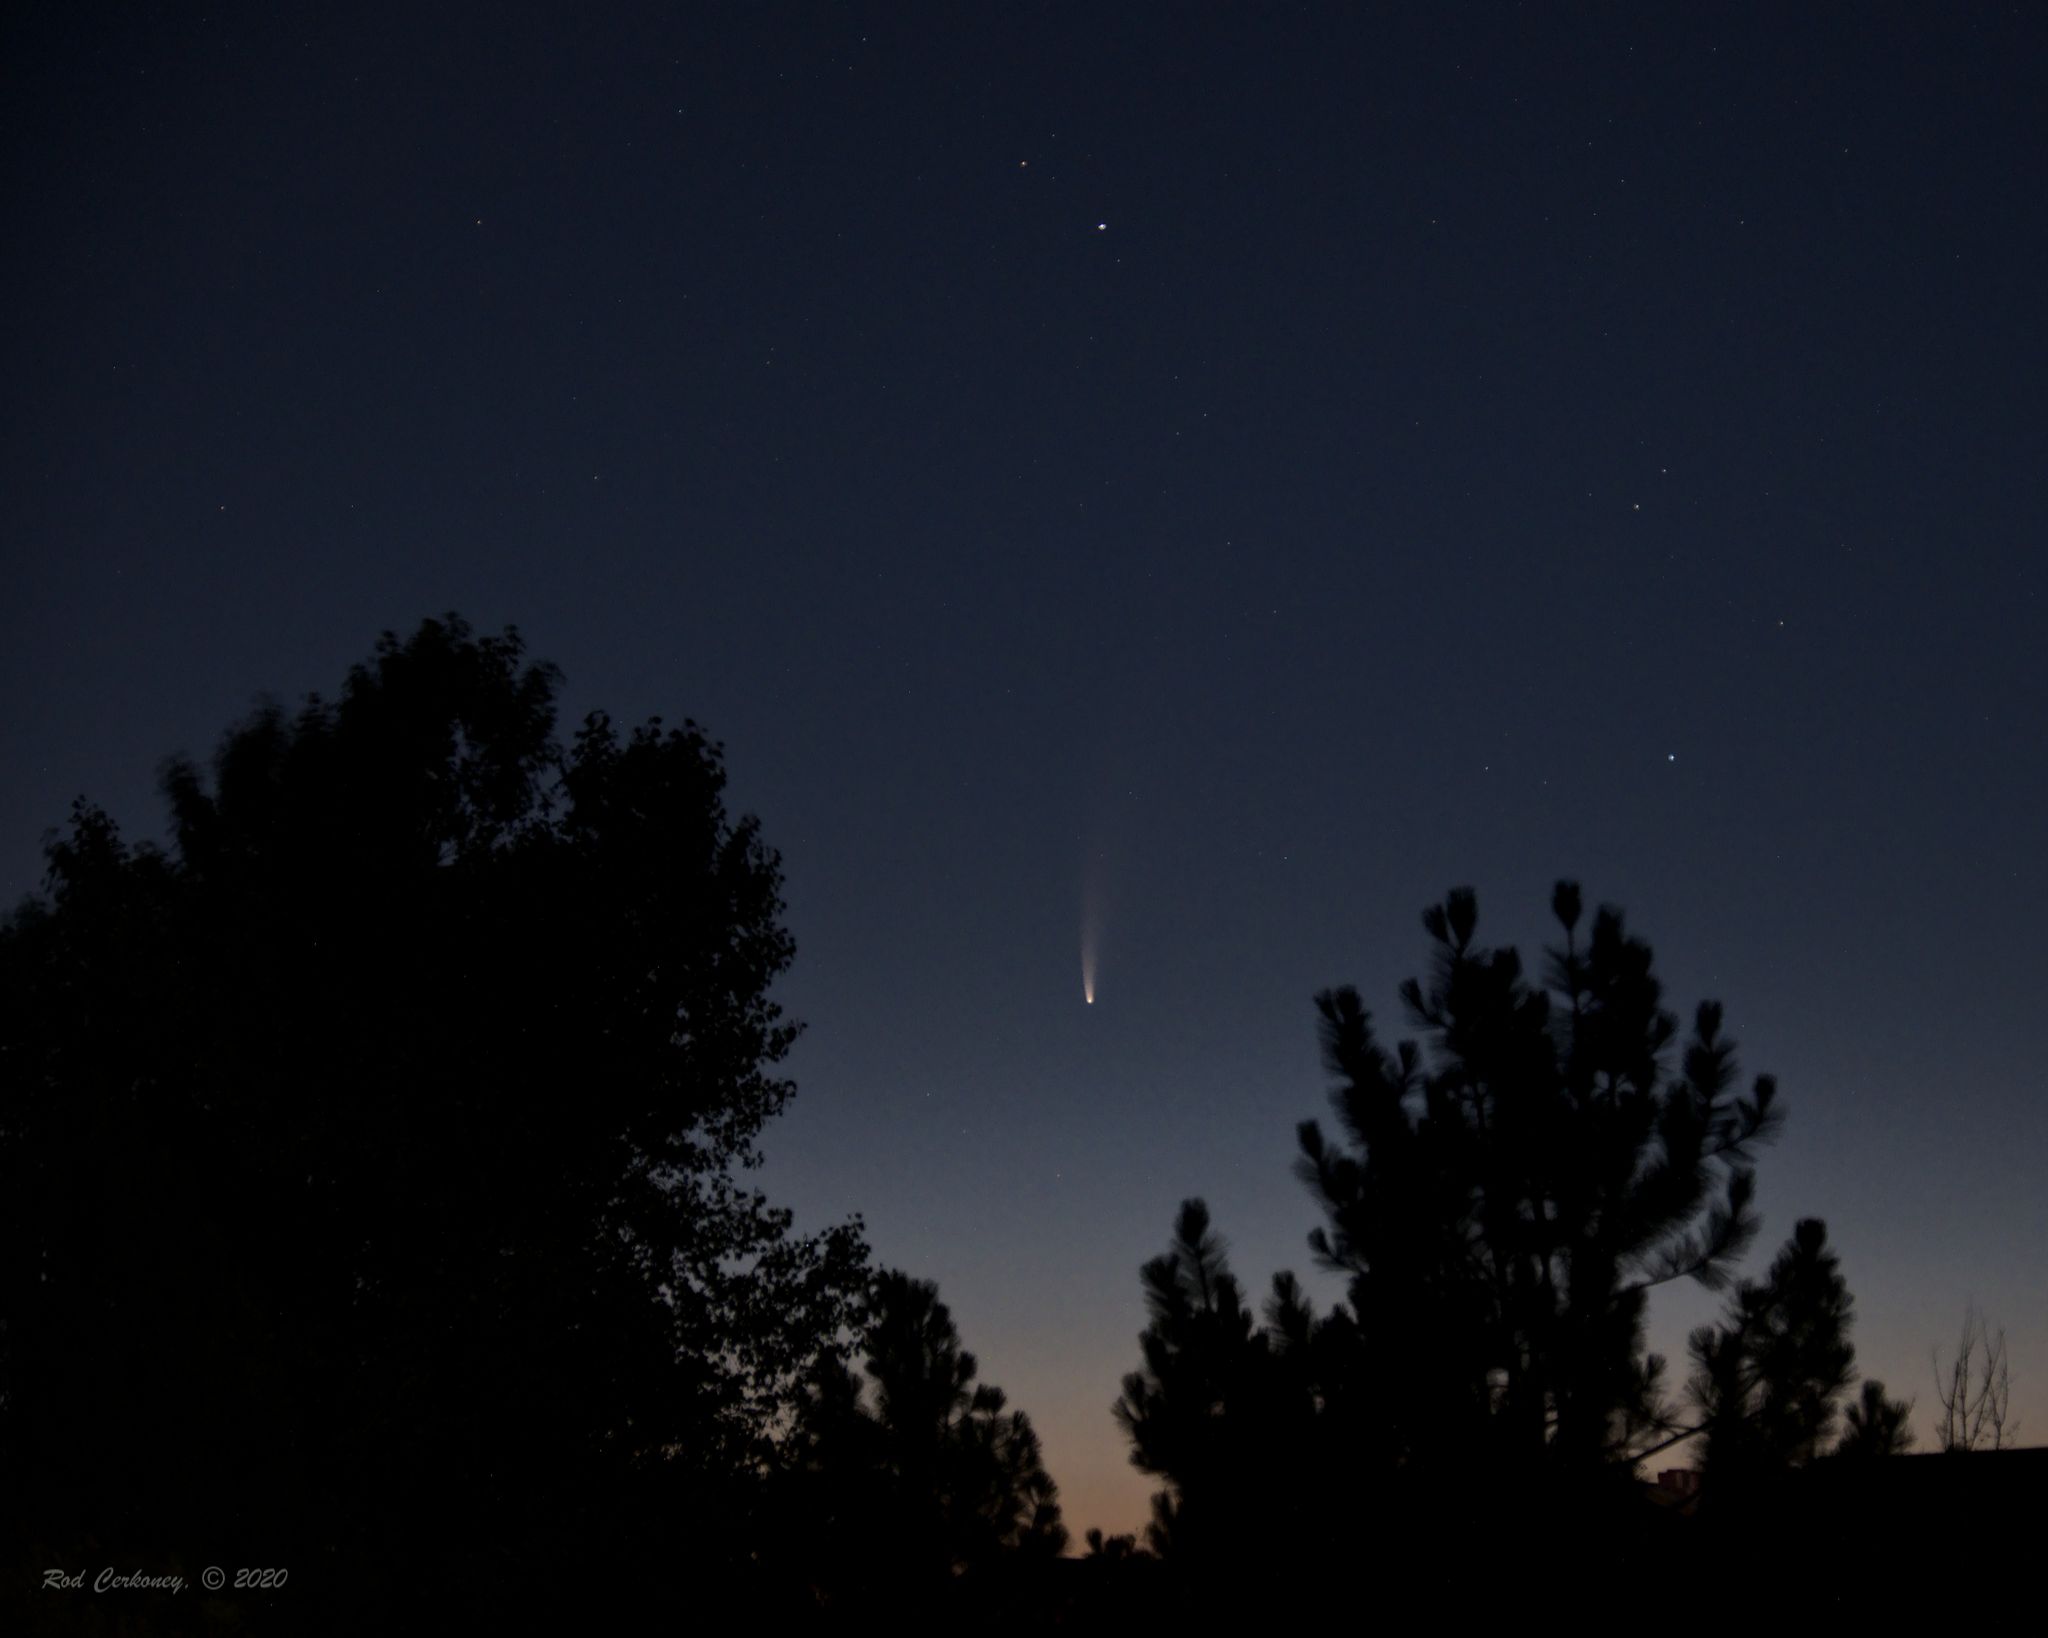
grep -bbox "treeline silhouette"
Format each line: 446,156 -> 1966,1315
1105,889 -> 2034,1623
0,617 -> 2031,1630
4,618 -> 873,1628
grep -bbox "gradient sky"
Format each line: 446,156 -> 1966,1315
6,3 -> 2045,1539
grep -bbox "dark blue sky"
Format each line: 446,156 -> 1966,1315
6,2 -> 2044,1535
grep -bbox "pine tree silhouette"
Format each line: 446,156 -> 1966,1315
1112,1201 -> 1313,1561
1294,884 -> 1782,1490
1112,883 -> 1860,1614
1835,1379 -> 1915,1458
1688,1216 -> 1859,1485
787,1268 -> 1066,1611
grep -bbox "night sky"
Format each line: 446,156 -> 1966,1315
6,3 -> 2044,1538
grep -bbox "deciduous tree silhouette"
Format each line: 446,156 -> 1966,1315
1932,1303 -> 2017,1452
0,615 -> 867,1625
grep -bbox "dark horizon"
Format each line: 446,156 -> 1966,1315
5,2 -> 2044,1550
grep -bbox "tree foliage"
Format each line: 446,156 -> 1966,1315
0,616 -> 867,1616
1292,884 -> 1782,1476
1686,1217 -> 1858,1482
1116,883 -> 1878,1593
786,1268 -> 1066,1606
1082,1528 -> 1147,1561
1835,1378 -> 1916,1459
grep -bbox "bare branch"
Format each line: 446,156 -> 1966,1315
1932,1303 -> 2017,1452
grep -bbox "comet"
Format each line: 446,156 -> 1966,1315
1081,852 -> 1104,1006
